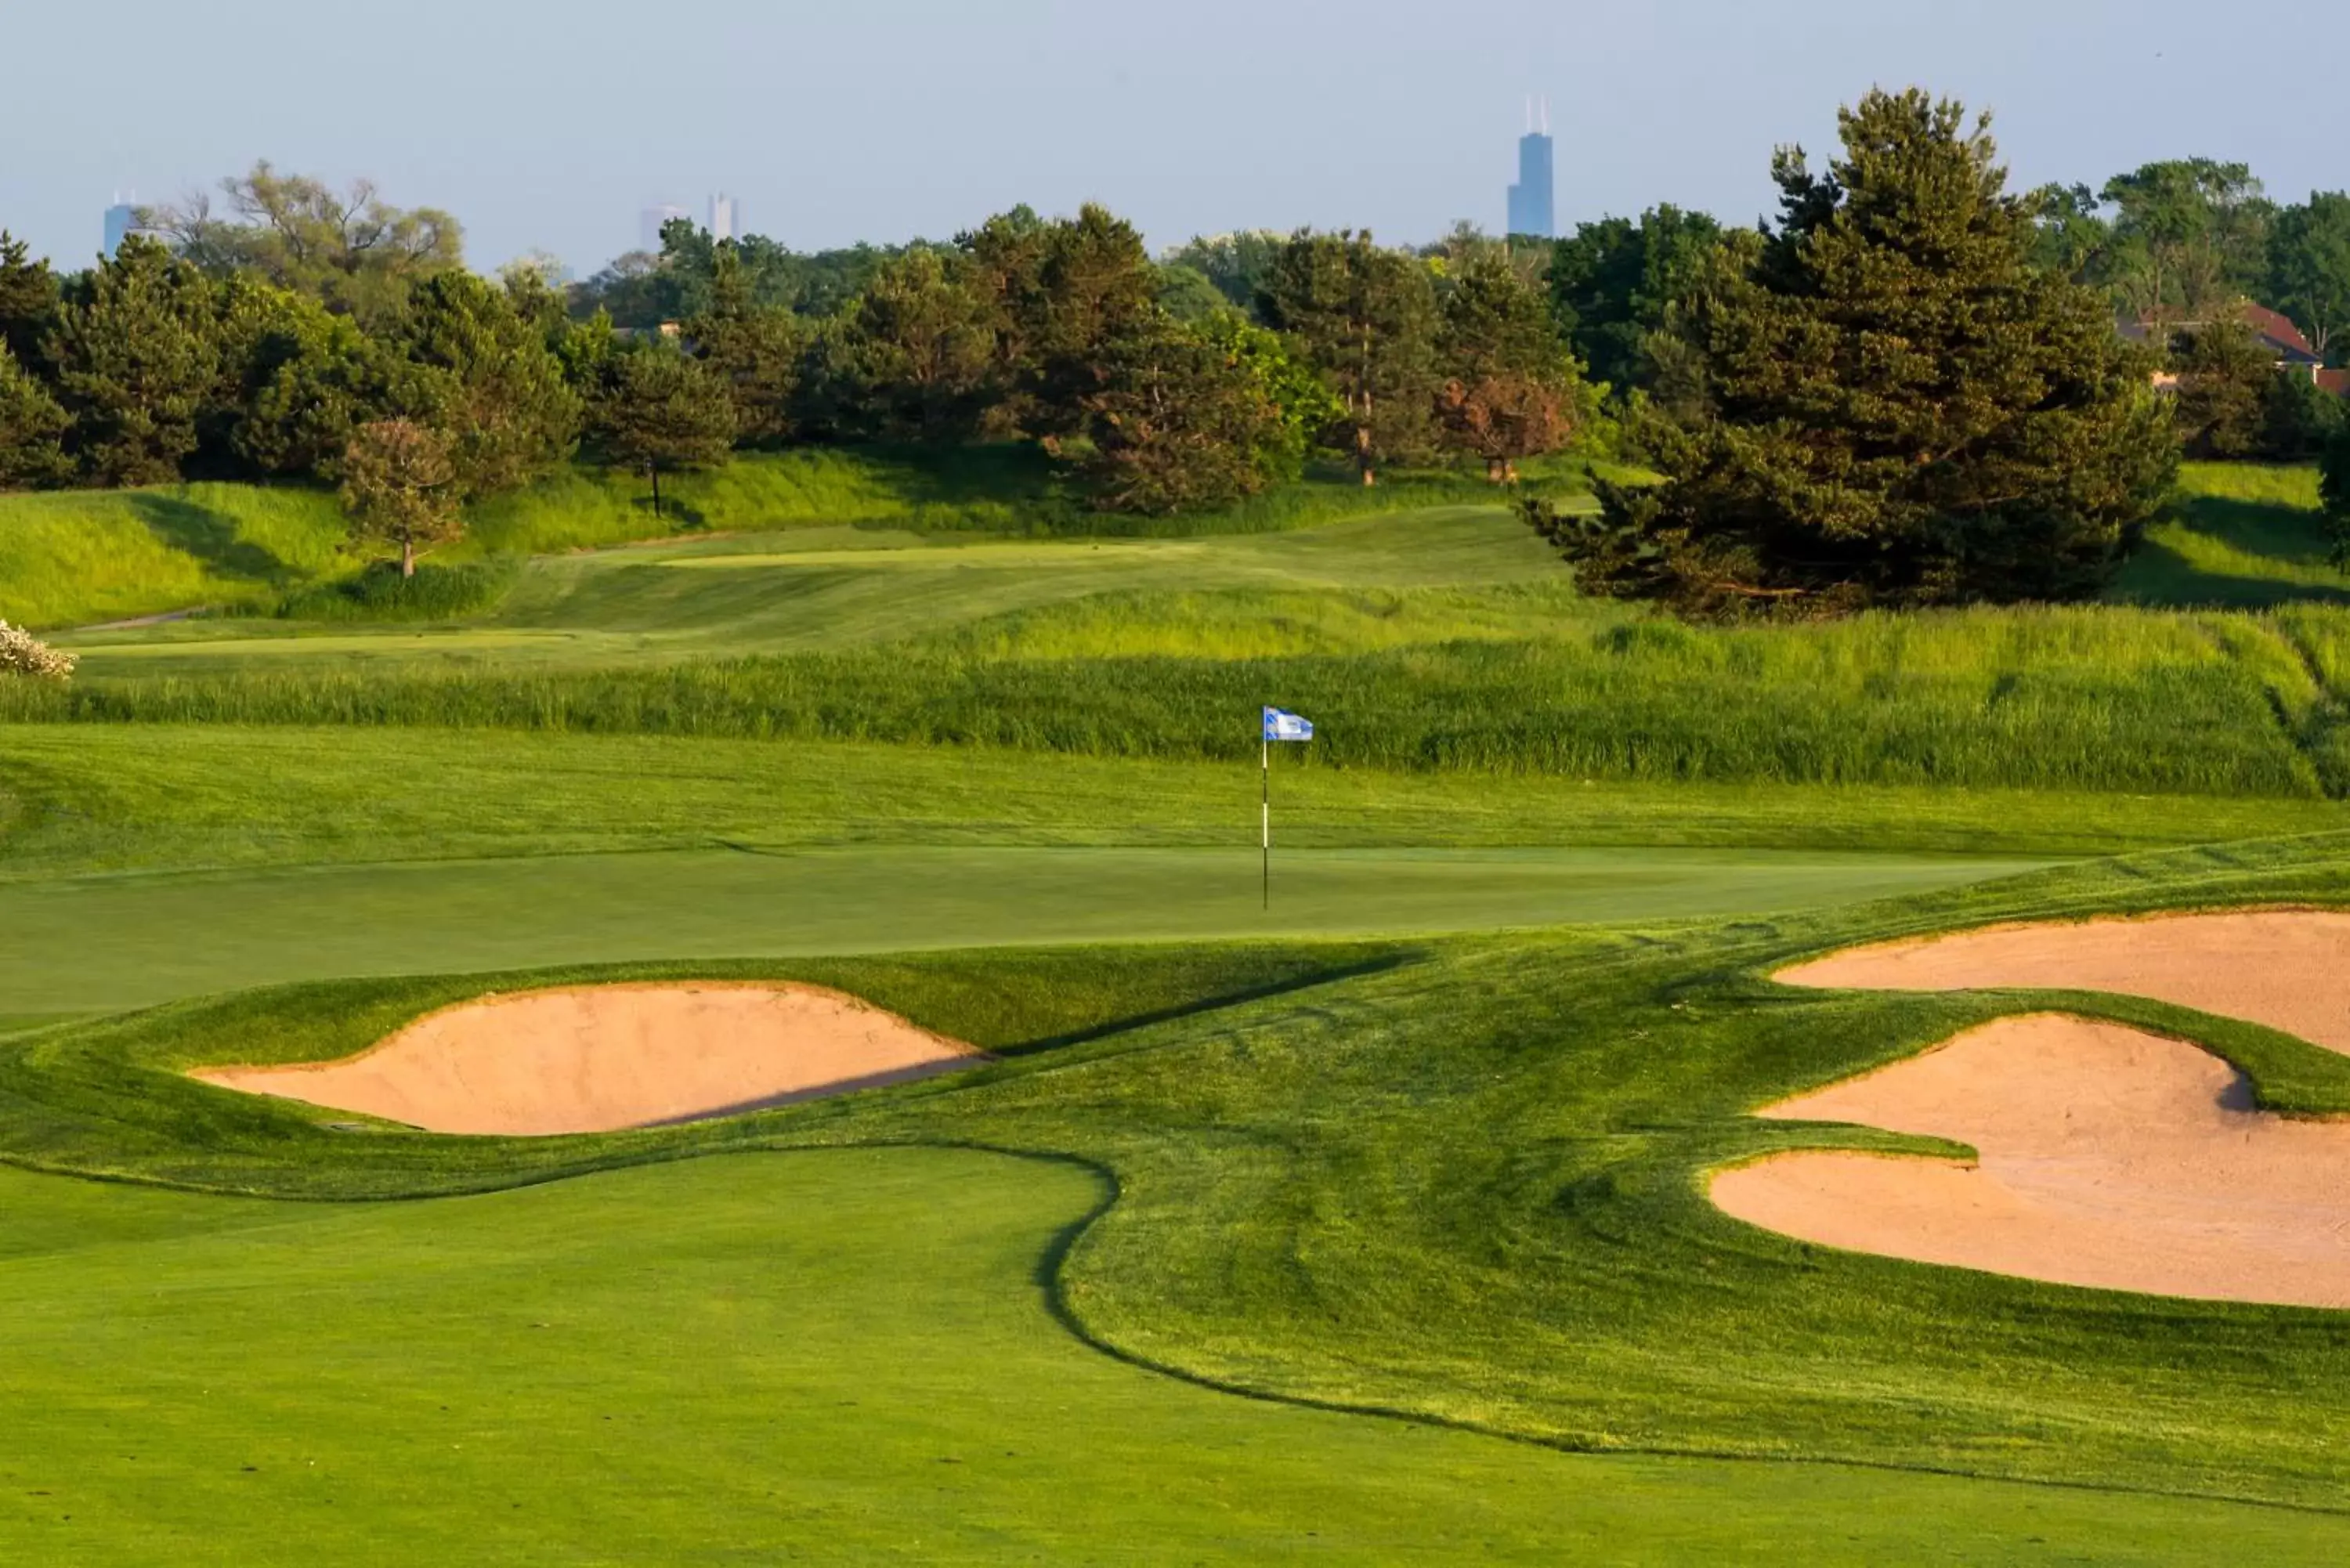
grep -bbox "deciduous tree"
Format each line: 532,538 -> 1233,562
340,418 -> 461,576
2269,192 -> 2350,361
139,162 -> 463,324
1545,206 -> 1725,395
1434,251 -> 1582,480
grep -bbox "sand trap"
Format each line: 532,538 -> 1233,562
194,984 -> 984,1136
1776,909 -> 2350,1054
1712,1015 -> 2350,1307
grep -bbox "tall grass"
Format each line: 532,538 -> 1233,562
9,604 -> 2338,797
0,484 -> 350,628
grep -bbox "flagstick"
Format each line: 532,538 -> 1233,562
1261,733 -> 1271,911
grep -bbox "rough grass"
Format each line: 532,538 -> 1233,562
13,610 -> 2340,796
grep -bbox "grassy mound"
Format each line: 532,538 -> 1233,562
0,449 -> 1565,630
5,1147 -> 2334,1563
9,836 -> 2350,1518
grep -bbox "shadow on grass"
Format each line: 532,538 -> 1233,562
123,493 -> 297,587
2112,498 -> 2350,609
994,949 -> 1419,1057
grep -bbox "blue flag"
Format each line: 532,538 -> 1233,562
1263,706 -> 1314,742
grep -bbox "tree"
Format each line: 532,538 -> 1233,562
340,419 -> 461,576
229,287 -> 432,479
1160,232 -> 1285,313
1152,263 -> 1230,323
2269,192 -> 2350,361
805,247 -> 995,442
0,232 -> 57,370
42,237 -> 222,486
1549,89 -> 2175,614
2102,160 -> 2272,323
2169,320 -> 2276,457
1078,310 -> 1286,515
1546,206 -> 1726,395
139,162 -> 462,324
1434,250 -> 1582,481
1197,314 -> 1344,485
1257,232 -> 1439,485
2322,425 -> 2350,569
594,346 -> 736,518
389,272 -> 580,497
686,245 -> 801,446
0,344 -> 70,490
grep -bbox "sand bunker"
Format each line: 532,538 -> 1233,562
1777,909 -> 2350,1055
194,984 -> 984,1136
1712,1015 -> 2350,1307
1711,908 -> 2350,1306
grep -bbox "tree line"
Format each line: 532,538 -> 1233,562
3,105 -> 2347,609
0,173 -> 1592,542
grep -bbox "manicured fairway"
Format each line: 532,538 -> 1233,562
0,843 -> 2046,1013
3,1147 -> 2343,1565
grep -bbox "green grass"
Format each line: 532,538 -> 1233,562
0,844 -> 2048,1014
8,1149 -> 2340,1565
2112,462 -> 2350,609
28,487 -> 2350,800
22,611 -> 2345,796
10,836 -> 2350,1530
0,482 -> 351,627
5,726 -> 2328,882
2,450 -> 1565,632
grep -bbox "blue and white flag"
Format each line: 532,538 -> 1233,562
1263,706 -> 1314,743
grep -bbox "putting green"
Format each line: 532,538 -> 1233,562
2,1147 -> 2340,1563
0,844 -> 2045,1013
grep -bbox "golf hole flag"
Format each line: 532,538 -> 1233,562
1260,708 -> 1314,908
1264,706 -> 1314,742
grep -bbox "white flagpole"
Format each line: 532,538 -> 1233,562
1261,730 -> 1271,911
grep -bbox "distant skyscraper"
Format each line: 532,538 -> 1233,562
708,193 -> 740,242
1506,101 -> 1555,240
103,197 -> 139,258
640,202 -> 692,254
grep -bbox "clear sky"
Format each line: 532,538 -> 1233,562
6,0 -> 2345,276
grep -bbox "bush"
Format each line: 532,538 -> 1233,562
272,558 -> 519,623
0,620 -> 74,680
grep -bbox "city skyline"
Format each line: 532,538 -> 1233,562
9,0 -> 2344,274
1507,102 -> 1556,240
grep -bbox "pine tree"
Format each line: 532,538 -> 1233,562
340,419 -> 461,576
1555,89 -> 2175,613
686,245 -> 801,447
390,271 -> 580,497
0,342 -> 70,490
1078,310 -> 1285,515
1258,233 -> 1439,485
43,238 -> 222,486
595,345 -> 736,518
0,231 -> 58,370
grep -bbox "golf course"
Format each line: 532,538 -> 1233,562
4,443 -> 2350,1563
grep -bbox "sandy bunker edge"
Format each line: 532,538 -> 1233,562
192,981 -> 989,1137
